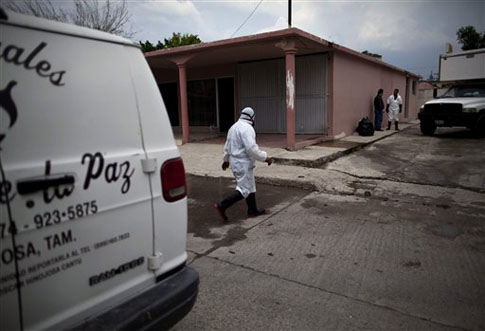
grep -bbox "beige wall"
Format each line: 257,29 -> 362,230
148,56 -> 420,138
331,52 -> 419,136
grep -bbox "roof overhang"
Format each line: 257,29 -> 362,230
145,28 -> 333,69
145,27 -> 420,78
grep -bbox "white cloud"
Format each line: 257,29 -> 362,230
256,16 -> 288,34
128,0 -> 484,76
131,1 -> 222,41
141,1 -> 199,16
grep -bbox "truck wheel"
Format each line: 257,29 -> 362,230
420,121 -> 436,136
471,117 -> 485,138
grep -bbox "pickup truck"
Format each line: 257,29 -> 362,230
418,83 -> 485,137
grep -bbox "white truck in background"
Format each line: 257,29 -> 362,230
418,48 -> 485,137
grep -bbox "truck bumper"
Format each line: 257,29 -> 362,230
74,265 -> 199,331
418,112 -> 481,127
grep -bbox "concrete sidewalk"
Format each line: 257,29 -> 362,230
179,123 -> 415,177
179,123 -> 484,205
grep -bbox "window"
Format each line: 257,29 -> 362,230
188,79 -> 217,126
412,80 -> 417,95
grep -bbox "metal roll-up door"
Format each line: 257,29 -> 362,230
238,54 -> 327,134
295,54 -> 327,134
238,59 -> 284,133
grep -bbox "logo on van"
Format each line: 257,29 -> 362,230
0,81 -> 18,145
0,42 -> 66,86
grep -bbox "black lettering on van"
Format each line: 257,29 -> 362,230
0,81 -> 19,145
36,60 -> 51,77
0,42 -> 66,86
1,242 -> 38,265
2,44 -> 24,65
82,152 -> 134,194
50,71 -> 66,86
82,152 -> 104,190
120,161 -> 134,194
0,180 -> 16,204
89,257 -> 144,286
42,160 -> 74,204
105,162 -> 121,183
44,230 -> 74,251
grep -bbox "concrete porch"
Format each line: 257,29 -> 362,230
174,132 -> 331,149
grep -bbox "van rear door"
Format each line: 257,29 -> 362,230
125,48 -> 189,278
0,18 -> 155,330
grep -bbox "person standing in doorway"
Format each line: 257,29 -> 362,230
374,88 -> 384,131
386,88 -> 403,130
214,107 -> 273,221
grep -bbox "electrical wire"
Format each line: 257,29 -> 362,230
230,0 -> 264,38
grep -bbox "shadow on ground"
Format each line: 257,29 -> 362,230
416,127 -> 484,140
186,175 -> 309,240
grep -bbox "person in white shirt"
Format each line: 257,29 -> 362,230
386,88 -> 403,130
214,107 -> 273,221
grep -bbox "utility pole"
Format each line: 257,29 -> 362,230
288,0 -> 292,27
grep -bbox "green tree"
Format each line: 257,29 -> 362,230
156,40 -> 165,50
139,40 -> 156,53
163,33 -> 201,49
139,33 -> 202,52
456,26 -> 485,51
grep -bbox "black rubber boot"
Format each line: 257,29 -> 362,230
245,193 -> 265,217
386,121 -> 391,130
214,190 -> 243,221
395,121 -> 399,131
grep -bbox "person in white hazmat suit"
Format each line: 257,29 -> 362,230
386,88 -> 403,130
214,107 -> 273,221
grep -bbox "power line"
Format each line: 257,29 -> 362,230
230,0 -> 264,38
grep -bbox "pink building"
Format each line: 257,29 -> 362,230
145,27 -> 420,149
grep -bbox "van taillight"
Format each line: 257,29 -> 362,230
161,158 -> 187,202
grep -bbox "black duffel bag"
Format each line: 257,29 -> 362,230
356,116 -> 375,136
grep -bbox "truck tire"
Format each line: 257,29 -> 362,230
420,121 -> 436,136
471,116 -> 485,138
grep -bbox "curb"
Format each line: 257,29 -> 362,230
187,173 -> 318,192
272,125 -> 415,168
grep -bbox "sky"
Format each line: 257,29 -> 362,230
37,0 -> 483,78
126,0 -> 484,78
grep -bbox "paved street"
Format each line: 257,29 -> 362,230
176,127 -> 485,331
326,126 -> 485,192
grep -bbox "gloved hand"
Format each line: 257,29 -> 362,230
265,157 -> 273,166
222,161 -> 229,171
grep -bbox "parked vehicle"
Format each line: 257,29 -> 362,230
418,83 -> 485,136
0,8 -> 198,330
419,48 -> 485,137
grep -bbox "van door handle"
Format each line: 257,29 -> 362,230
17,175 -> 75,195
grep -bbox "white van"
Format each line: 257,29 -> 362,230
0,9 -> 198,330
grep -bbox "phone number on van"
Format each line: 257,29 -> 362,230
33,200 -> 98,229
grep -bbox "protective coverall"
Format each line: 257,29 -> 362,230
386,93 -> 402,130
214,107 -> 271,221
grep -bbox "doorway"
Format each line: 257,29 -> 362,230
158,83 -> 179,126
217,77 -> 235,132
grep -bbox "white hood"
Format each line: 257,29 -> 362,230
426,97 -> 485,109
